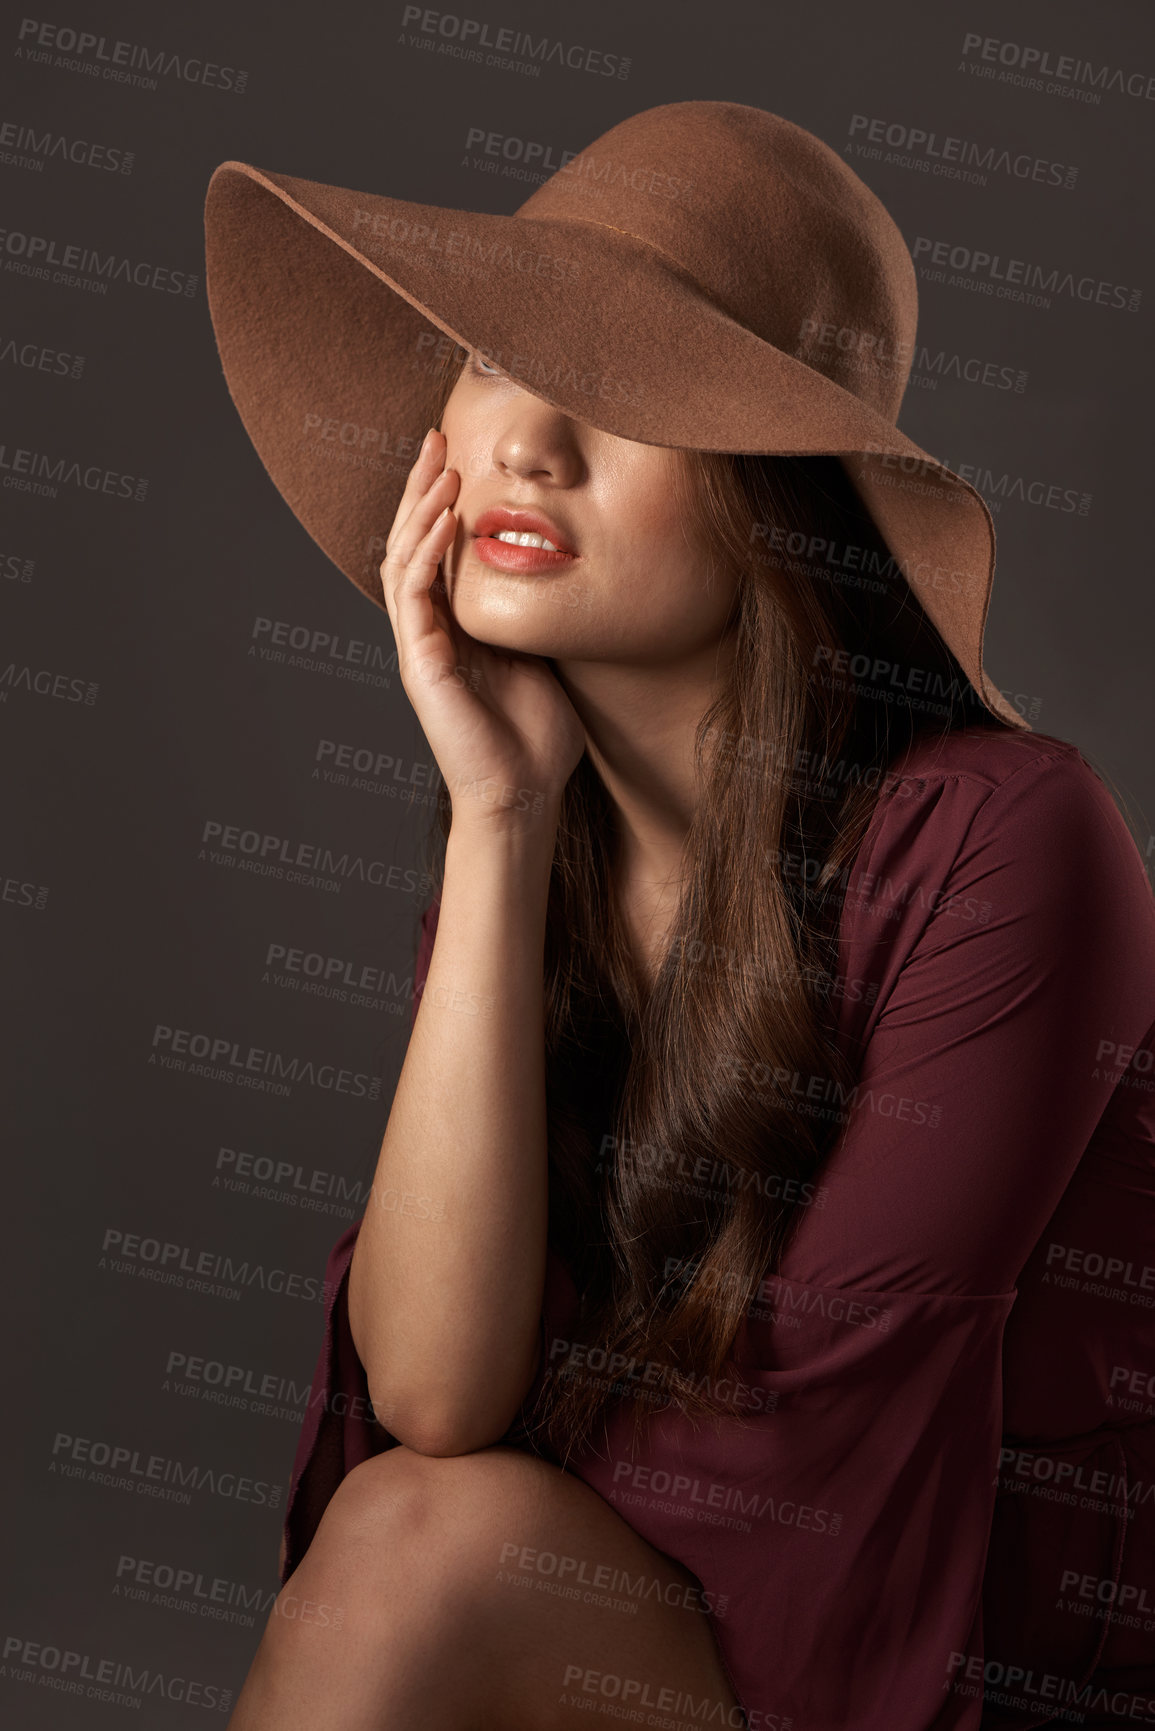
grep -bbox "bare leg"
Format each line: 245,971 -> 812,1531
228,1444 -> 743,1730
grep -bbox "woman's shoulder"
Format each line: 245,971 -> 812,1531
882,723 -> 1089,799
874,723 -> 1140,848
834,724 -> 1155,1044
858,723 -> 1152,924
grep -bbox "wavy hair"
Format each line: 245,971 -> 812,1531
414,342 -> 1015,1462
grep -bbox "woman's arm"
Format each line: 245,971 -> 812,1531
346,810 -> 559,1456
349,424 -> 585,1458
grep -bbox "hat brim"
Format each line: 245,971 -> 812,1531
203,160 -> 1025,731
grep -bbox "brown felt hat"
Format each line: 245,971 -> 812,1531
203,99 -> 1025,730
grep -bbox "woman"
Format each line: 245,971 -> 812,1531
204,103 -> 1155,1729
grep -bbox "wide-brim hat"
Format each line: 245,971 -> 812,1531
203,99 -> 1025,731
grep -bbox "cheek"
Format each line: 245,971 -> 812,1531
441,432 -> 489,487
438,398 -> 495,486
458,444 -> 502,485
443,411 -> 498,488
621,517 -> 732,626
602,550 -> 735,654
674,567 -> 738,633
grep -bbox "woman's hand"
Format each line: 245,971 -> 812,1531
378,428 -> 587,832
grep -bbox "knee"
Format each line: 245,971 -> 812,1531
294,1440 -> 536,1585
260,1449 -> 446,1660
292,1444 -> 548,1605
299,1445 -> 443,1586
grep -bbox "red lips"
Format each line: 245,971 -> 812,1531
472,506 -> 578,556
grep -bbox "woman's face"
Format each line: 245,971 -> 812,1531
436,351 -> 741,666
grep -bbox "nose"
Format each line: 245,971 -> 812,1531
487,391 -> 584,489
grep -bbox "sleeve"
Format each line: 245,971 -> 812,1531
279,896 -> 441,1582
780,749 -> 1154,1300
578,749 -> 1155,1731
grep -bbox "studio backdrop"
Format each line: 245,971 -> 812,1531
3,0 -> 1153,1724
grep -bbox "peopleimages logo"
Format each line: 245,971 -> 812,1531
149,1022 -> 383,1100
0,663 -> 99,702
1,872 -> 49,909
0,119 -> 134,174
3,1632 -> 233,1712
847,113 -> 1077,190
959,33 -> 1155,103
100,1226 -> 333,1305
165,1349 -> 312,1413
399,6 -> 631,78
461,128 -> 693,199
0,337 -> 86,378
910,235 -> 1140,313
0,438 -> 147,500
199,818 -> 433,898
51,1428 -> 281,1509
15,18 -> 249,93
797,319 -> 1028,398
947,1647 -> 1155,1724
0,225 -> 198,296
248,614 -> 394,688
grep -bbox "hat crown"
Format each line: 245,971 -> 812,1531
516,101 -> 917,420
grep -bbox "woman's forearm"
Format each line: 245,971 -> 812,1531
346,811 -> 559,1455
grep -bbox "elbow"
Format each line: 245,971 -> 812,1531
367,1386 -> 523,1457
390,1414 -> 514,1458
366,1346 -> 541,1459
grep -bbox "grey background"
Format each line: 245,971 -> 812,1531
3,0 -> 1152,1718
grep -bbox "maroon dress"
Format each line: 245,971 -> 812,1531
278,726 -> 1155,1730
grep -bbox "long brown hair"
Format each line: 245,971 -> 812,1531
416,342 -> 1015,1462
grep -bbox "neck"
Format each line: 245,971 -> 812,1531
551,632 -> 736,888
